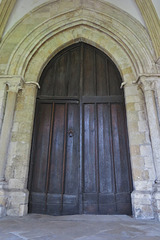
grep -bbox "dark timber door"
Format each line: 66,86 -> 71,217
28,43 -> 133,215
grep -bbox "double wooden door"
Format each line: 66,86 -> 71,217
28,43 -> 133,215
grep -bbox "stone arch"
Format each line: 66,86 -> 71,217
0,0 -> 158,218
0,0 -> 157,78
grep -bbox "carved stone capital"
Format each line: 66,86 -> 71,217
0,75 -> 24,93
136,74 -> 160,92
138,76 -> 155,92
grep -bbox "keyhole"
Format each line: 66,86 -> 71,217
68,129 -> 74,137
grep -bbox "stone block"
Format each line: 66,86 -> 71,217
19,204 -> 28,217
127,121 -> 139,132
143,156 -> 153,168
138,111 -> 147,121
0,205 -> 6,217
127,110 -> 139,122
132,167 -> 143,181
140,144 -> 153,157
128,132 -> 146,145
7,208 -> 19,216
131,190 -> 154,219
6,190 -> 29,216
8,179 -> 25,190
130,145 -> 140,156
126,103 -> 135,112
134,180 -> 153,191
138,120 -> 148,132
125,86 -> 139,96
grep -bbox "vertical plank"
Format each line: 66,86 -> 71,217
31,103 -> 52,193
63,103 -> 80,214
111,103 -> 132,215
83,104 -> 97,213
65,103 -> 79,194
111,104 -> 131,193
53,53 -> 69,96
96,53 -> 108,96
48,103 -> 65,194
39,65 -> 54,96
68,47 -> 81,96
83,104 -> 96,193
83,46 -> 96,96
61,103 -> 68,213
79,43 -> 84,213
45,103 -> 55,209
95,103 -> 99,214
97,103 -> 114,193
29,102 -> 52,214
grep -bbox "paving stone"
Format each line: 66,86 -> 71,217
0,214 -> 160,240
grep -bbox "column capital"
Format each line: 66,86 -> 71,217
0,75 -> 24,93
138,76 -> 155,92
135,74 -> 160,92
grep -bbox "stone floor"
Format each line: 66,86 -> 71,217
0,214 -> 160,240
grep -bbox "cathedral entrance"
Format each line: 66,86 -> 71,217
28,43 -> 133,215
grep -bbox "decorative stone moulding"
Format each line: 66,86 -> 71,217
0,0 -> 156,78
0,0 -> 17,41
135,0 -> 160,61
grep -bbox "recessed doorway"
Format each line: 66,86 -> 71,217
28,43 -> 133,215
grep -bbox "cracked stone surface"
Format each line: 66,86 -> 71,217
0,214 -> 160,240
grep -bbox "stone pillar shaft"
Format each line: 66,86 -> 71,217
139,76 -> 160,182
0,91 -> 17,180
155,81 -> 160,116
0,76 -> 24,181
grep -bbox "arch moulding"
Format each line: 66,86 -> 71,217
0,0 -> 159,219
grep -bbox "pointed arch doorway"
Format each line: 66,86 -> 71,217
28,43 -> 133,216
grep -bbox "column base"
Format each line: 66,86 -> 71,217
131,190 -> 154,220
0,181 -> 8,217
7,189 -> 29,217
153,182 -> 160,221
0,182 -> 29,217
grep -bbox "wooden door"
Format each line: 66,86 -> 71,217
28,43 -> 133,215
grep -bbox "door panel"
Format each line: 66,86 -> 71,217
28,43 -> 133,216
83,104 -> 96,193
83,45 -> 96,96
111,104 -> 130,193
96,54 -> 109,96
29,103 -> 52,214
48,104 -> 65,194
83,104 -> 97,214
82,102 -> 132,215
97,104 -> 113,194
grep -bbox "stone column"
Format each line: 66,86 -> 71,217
0,76 -> 24,182
150,76 -> 160,220
138,75 -> 160,220
139,76 -> 160,183
6,81 -> 39,217
154,79 -> 160,116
